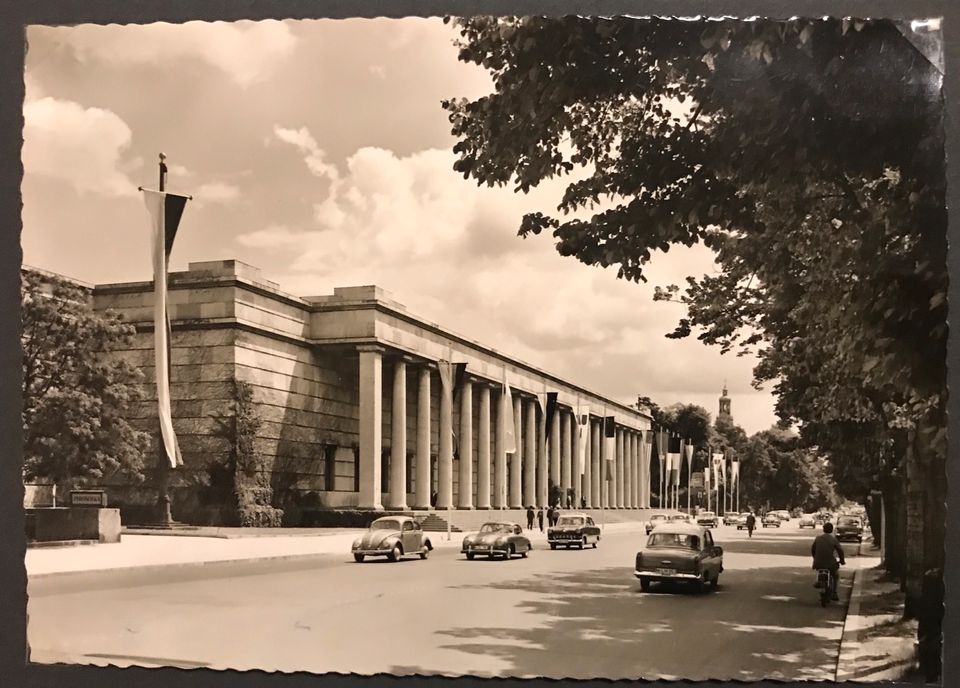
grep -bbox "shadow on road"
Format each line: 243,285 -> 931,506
389,563 -> 850,680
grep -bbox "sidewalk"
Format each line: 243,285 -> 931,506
27,521 -> 647,578
835,539 -> 918,682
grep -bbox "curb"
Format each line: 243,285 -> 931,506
28,539 -> 100,549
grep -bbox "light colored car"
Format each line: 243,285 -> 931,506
548,513 -> 601,549
736,513 -> 752,530
669,513 -> 694,524
771,510 -> 791,523
634,523 -> 724,593
352,516 -> 433,562
799,513 -> 817,528
761,513 -> 781,528
462,521 -> 532,560
645,513 -> 669,535
722,511 -> 741,526
696,511 -> 718,528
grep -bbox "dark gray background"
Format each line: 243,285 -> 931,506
2,2 -> 956,687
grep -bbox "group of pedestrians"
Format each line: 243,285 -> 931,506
525,505 -> 563,532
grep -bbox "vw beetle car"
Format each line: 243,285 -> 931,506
696,510 -> 718,528
645,513 -> 669,535
761,512 -> 781,528
548,513 -> 600,549
835,515 -> 864,543
352,516 -> 433,562
634,523 -> 724,593
722,511 -> 741,526
462,521 -> 531,560
799,513 -> 817,528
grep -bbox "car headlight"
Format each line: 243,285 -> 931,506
352,539 -> 361,549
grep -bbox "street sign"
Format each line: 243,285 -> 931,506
691,472 -> 704,489
70,490 -> 108,507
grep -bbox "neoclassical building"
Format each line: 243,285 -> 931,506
92,259 -> 654,525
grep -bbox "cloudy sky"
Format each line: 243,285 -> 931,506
21,18 -> 779,434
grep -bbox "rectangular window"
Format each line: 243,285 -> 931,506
406,452 -> 413,494
324,444 -> 337,492
353,445 -> 360,493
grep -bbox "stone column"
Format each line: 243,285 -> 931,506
538,404 -> 548,507
582,417 -> 592,508
631,432 -> 639,508
494,385 -> 509,508
571,414 -> 581,508
524,399 -> 537,508
477,384 -> 491,509
510,395 -> 523,508
458,377 -> 474,508
414,364 -> 431,509
591,419 -> 601,508
560,410 -> 571,505
388,357 -> 408,510
357,345 -> 384,510
437,365 -> 454,509
614,428 -> 627,509
549,407 -> 561,502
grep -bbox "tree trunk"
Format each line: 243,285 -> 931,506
879,473 -> 905,579
902,428 -> 924,619
915,423 -> 946,682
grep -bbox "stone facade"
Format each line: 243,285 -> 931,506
91,259 -> 654,525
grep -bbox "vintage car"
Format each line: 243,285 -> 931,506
721,511 -> 741,526
669,513 -> 694,524
736,513 -> 752,530
351,516 -> 433,562
548,513 -> 601,549
461,522 -> 532,560
695,511 -> 718,528
798,513 -> 817,528
771,510 -> 791,523
835,515 -> 864,543
645,513 -> 669,535
761,512 -> 781,528
634,523 -> 724,593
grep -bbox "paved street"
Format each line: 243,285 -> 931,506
27,523 -> 866,680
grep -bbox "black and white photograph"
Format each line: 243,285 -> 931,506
14,8 -> 949,685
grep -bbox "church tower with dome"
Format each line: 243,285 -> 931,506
718,382 -> 732,423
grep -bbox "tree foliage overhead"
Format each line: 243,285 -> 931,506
444,14 -> 945,477
21,269 -> 150,485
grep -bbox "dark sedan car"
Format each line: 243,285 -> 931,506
761,513 -> 781,528
461,522 -> 532,560
634,523 -> 724,593
835,515 -> 864,543
548,513 -> 600,549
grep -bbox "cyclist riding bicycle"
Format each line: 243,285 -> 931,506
811,522 -> 846,601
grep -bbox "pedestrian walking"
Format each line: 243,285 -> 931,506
526,506 -> 535,530
546,505 -> 554,527
746,511 -> 756,538
552,507 -> 561,526
537,507 -> 545,532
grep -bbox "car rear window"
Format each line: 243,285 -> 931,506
647,533 -> 700,550
838,517 -> 860,525
371,519 -> 401,530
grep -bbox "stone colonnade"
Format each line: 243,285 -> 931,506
357,347 -> 652,511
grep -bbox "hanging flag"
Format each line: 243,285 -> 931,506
451,362 -> 468,404
712,452 -> 723,486
544,392 -> 559,436
501,374 -> 517,454
576,404 -> 590,475
731,458 -> 740,487
704,460 -> 712,490
143,188 -> 189,468
720,452 -> 728,486
604,415 -> 616,472
668,434 -> 682,486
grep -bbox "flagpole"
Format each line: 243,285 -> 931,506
155,153 -> 174,528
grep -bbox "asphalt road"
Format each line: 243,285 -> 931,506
27,522 -> 863,680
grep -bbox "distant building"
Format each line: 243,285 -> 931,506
718,383 -> 732,423
80,259 -> 654,525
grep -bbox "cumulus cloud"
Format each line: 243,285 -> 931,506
232,139 -> 773,427
23,96 -> 137,197
272,125 -> 339,183
34,20 -> 298,87
196,181 -> 241,204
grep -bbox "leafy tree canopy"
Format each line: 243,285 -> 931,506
21,269 -> 150,486
444,15 -> 945,470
